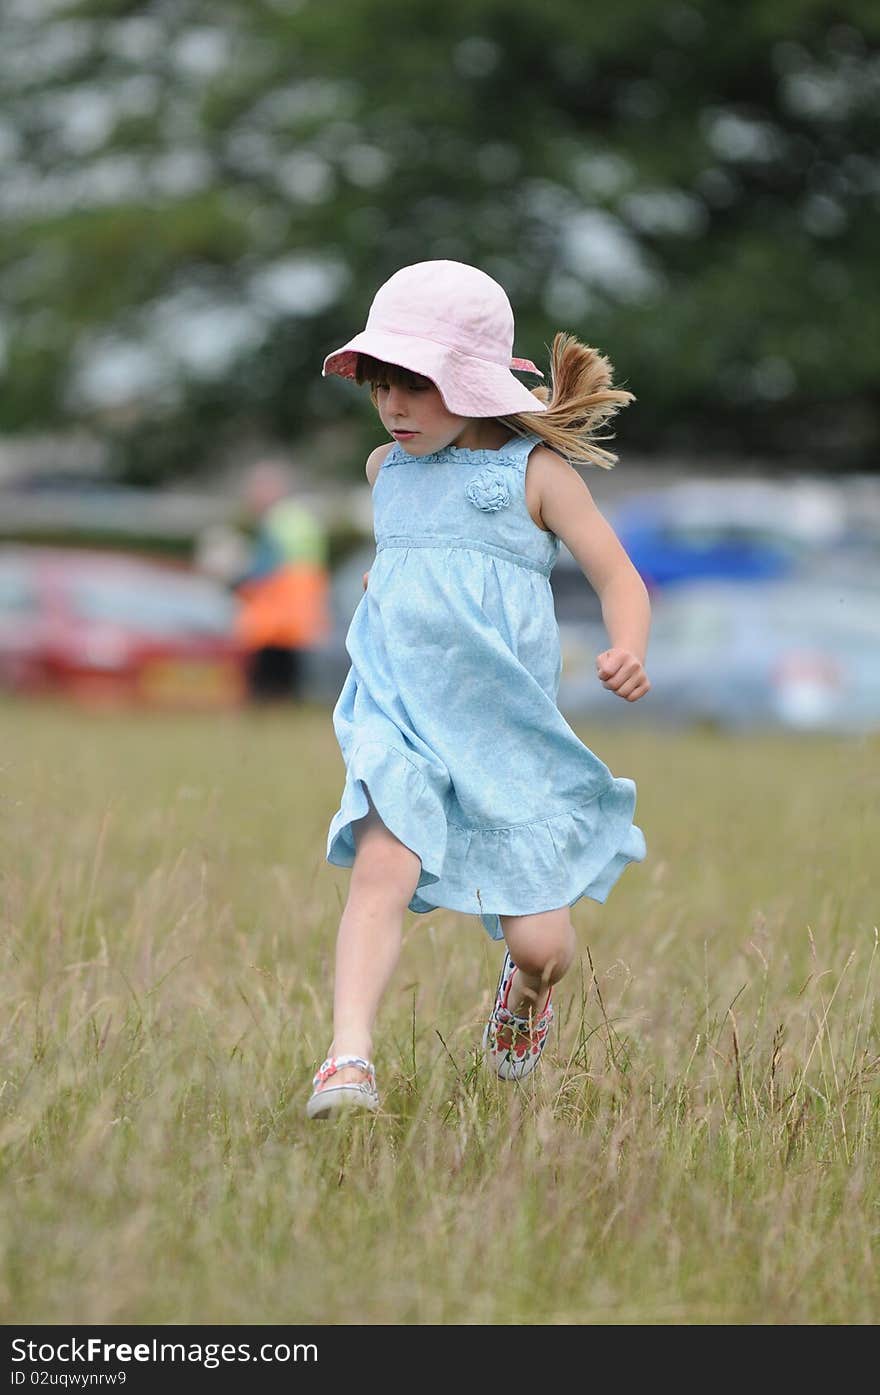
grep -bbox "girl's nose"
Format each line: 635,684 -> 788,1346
385,386 -> 407,416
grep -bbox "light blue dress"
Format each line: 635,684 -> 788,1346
326,432 -> 647,939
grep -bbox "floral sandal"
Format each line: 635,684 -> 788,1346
305,1054 -> 380,1120
482,950 -> 554,1081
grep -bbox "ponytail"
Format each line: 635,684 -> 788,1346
504,333 -> 635,469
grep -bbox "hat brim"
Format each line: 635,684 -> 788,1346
322,329 -> 546,418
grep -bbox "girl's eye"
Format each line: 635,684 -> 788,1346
375,380 -> 430,395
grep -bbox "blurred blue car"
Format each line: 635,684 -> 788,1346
608,479 -> 847,590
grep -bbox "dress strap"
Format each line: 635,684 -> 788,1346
380,441 -> 405,468
501,432 -> 542,468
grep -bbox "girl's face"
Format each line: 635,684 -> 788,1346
374,373 -> 473,456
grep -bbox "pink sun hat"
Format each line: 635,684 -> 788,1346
322,260 -> 547,418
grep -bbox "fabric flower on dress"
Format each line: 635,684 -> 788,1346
465,468 -> 511,512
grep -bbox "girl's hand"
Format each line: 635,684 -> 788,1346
363,571 -> 370,590
596,648 -> 651,702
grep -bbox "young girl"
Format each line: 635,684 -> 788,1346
308,259 -> 650,1119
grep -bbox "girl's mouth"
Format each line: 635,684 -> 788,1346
392,430 -> 418,440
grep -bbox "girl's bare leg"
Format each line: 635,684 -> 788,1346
498,908 -> 577,1017
325,792 -> 422,1086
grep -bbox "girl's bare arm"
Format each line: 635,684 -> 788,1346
362,444 -> 395,587
531,447 -> 651,702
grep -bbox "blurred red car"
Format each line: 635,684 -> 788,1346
0,546 -> 247,710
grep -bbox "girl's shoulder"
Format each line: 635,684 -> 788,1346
524,443 -> 598,534
522,441 -> 581,484
365,441 -> 395,487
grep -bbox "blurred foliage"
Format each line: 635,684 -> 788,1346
0,518 -> 370,570
1,0 -> 879,478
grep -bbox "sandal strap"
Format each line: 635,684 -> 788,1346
499,958 -> 553,1019
492,996 -> 554,1031
313,1054 -> 375,1089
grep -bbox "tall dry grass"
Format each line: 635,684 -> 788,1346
1,701 -> 877,1323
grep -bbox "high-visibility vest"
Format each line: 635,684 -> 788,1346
236,564 -> 331,649
236,501 -> 331,649
264,501 -> 328,566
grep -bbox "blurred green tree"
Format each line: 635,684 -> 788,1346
1,0 -> 878,477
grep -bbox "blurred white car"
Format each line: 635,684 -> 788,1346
557,573 -> 880,733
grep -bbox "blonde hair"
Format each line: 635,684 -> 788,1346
502,333 -> 634,470
356,332 -> 634,469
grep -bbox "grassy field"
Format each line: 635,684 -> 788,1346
1,700 -> 878,1325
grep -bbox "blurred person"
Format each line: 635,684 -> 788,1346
234,459 -> 331,702
306,260 -> 651,1120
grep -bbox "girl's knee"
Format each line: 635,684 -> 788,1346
499,908 -> 576,983
351,808 -> 422,903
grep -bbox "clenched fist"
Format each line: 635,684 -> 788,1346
596,648 -> 650,702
